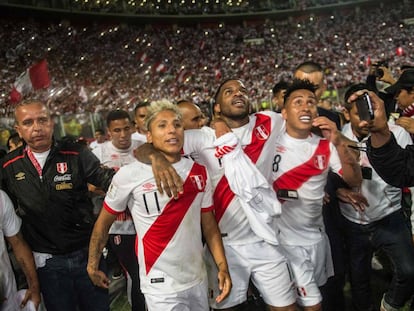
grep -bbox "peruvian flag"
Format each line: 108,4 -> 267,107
138,52 -> 149,63
365,56 -> 371,67
239,55 -> 248,70
153,62 -> 167,73
79,86 -> 88,103
176,68 -> 191,83
214,68 -> 222,81
10,59 -> 50,103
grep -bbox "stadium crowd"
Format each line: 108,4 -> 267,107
67,0 -> 353,15
2,1 -> 414,310
0,1 -> 413,119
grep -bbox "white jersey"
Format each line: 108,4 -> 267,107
92,140 -> 141,170
103,158 -> 213,295
272,133 -> 343,246
183,111 -> 285,245
340,123 -> 412,224
93,140 -> 142,235
131,132 -> 147,145
89,140 -> 103,150
0,190 -> 21,311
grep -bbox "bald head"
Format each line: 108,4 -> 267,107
177,100 -> 203,130
294,61 -> 326,100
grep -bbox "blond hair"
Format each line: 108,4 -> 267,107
145,99 -> 182,130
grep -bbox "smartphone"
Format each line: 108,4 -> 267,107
356,92 -> 374,121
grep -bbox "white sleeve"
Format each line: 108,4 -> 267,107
214,132 -> 280,244
183,129 -> 213,156
200,169 -> 213,210
92,145 -> 102,163
0,190 -> 21,238
328,142 -> 343,176
392,124 -> 413,148
104,167 -> 132,214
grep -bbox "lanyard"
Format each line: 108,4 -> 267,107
26,147 -> 43,180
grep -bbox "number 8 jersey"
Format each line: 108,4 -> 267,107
272,132 -> 343,246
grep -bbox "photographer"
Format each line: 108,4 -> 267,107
366,60 -> 396,119
339,83 -> 414,311
348,84 -> 414,188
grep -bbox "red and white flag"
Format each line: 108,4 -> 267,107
10,59 -> 50,103
79,86 -> 88,103
214,68 -> 222,81
138,52 -> 149,63
153,62 -> 167,73
365,56 -> 371,67
176,69 -> 191,83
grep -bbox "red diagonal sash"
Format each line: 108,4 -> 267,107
273,139 -> 330,194
142,162 -> 207,274
213,114 -> 271,223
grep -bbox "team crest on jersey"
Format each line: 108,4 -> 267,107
190,175 -> 205,191
56,162 -> 68,174
254,124 -> 269,140
314,155 -> 327,170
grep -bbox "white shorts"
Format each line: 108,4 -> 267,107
205,240 -> 296,309
280,235 -> 334,307
144,278 -> 209,311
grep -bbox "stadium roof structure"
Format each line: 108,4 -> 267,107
0,0 -> 399,24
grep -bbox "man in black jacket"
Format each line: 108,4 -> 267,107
0,99 -> 115,311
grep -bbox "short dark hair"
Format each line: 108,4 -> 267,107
94,128 -> 105,135
106,109 -> 131,127
294,61 -> 323,74
284,79 -> 318,104
272,81 -> 289,95
7,132 -> 23,150
133,101 -> 150,114
176,99 -> 193,106
343,83 -> 371,111
213,78 -> 242,103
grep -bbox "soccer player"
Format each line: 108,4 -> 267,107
87,100 -> 231,311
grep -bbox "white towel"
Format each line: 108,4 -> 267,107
214,132 -> 281,245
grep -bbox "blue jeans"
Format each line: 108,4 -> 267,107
343,209 -> 414,310
37,247 -> 109,311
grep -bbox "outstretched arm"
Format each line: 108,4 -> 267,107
134,143 -> 183,198
87,208 -> 117,289
7,232 -> 41,309
201,211 -> 232,303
